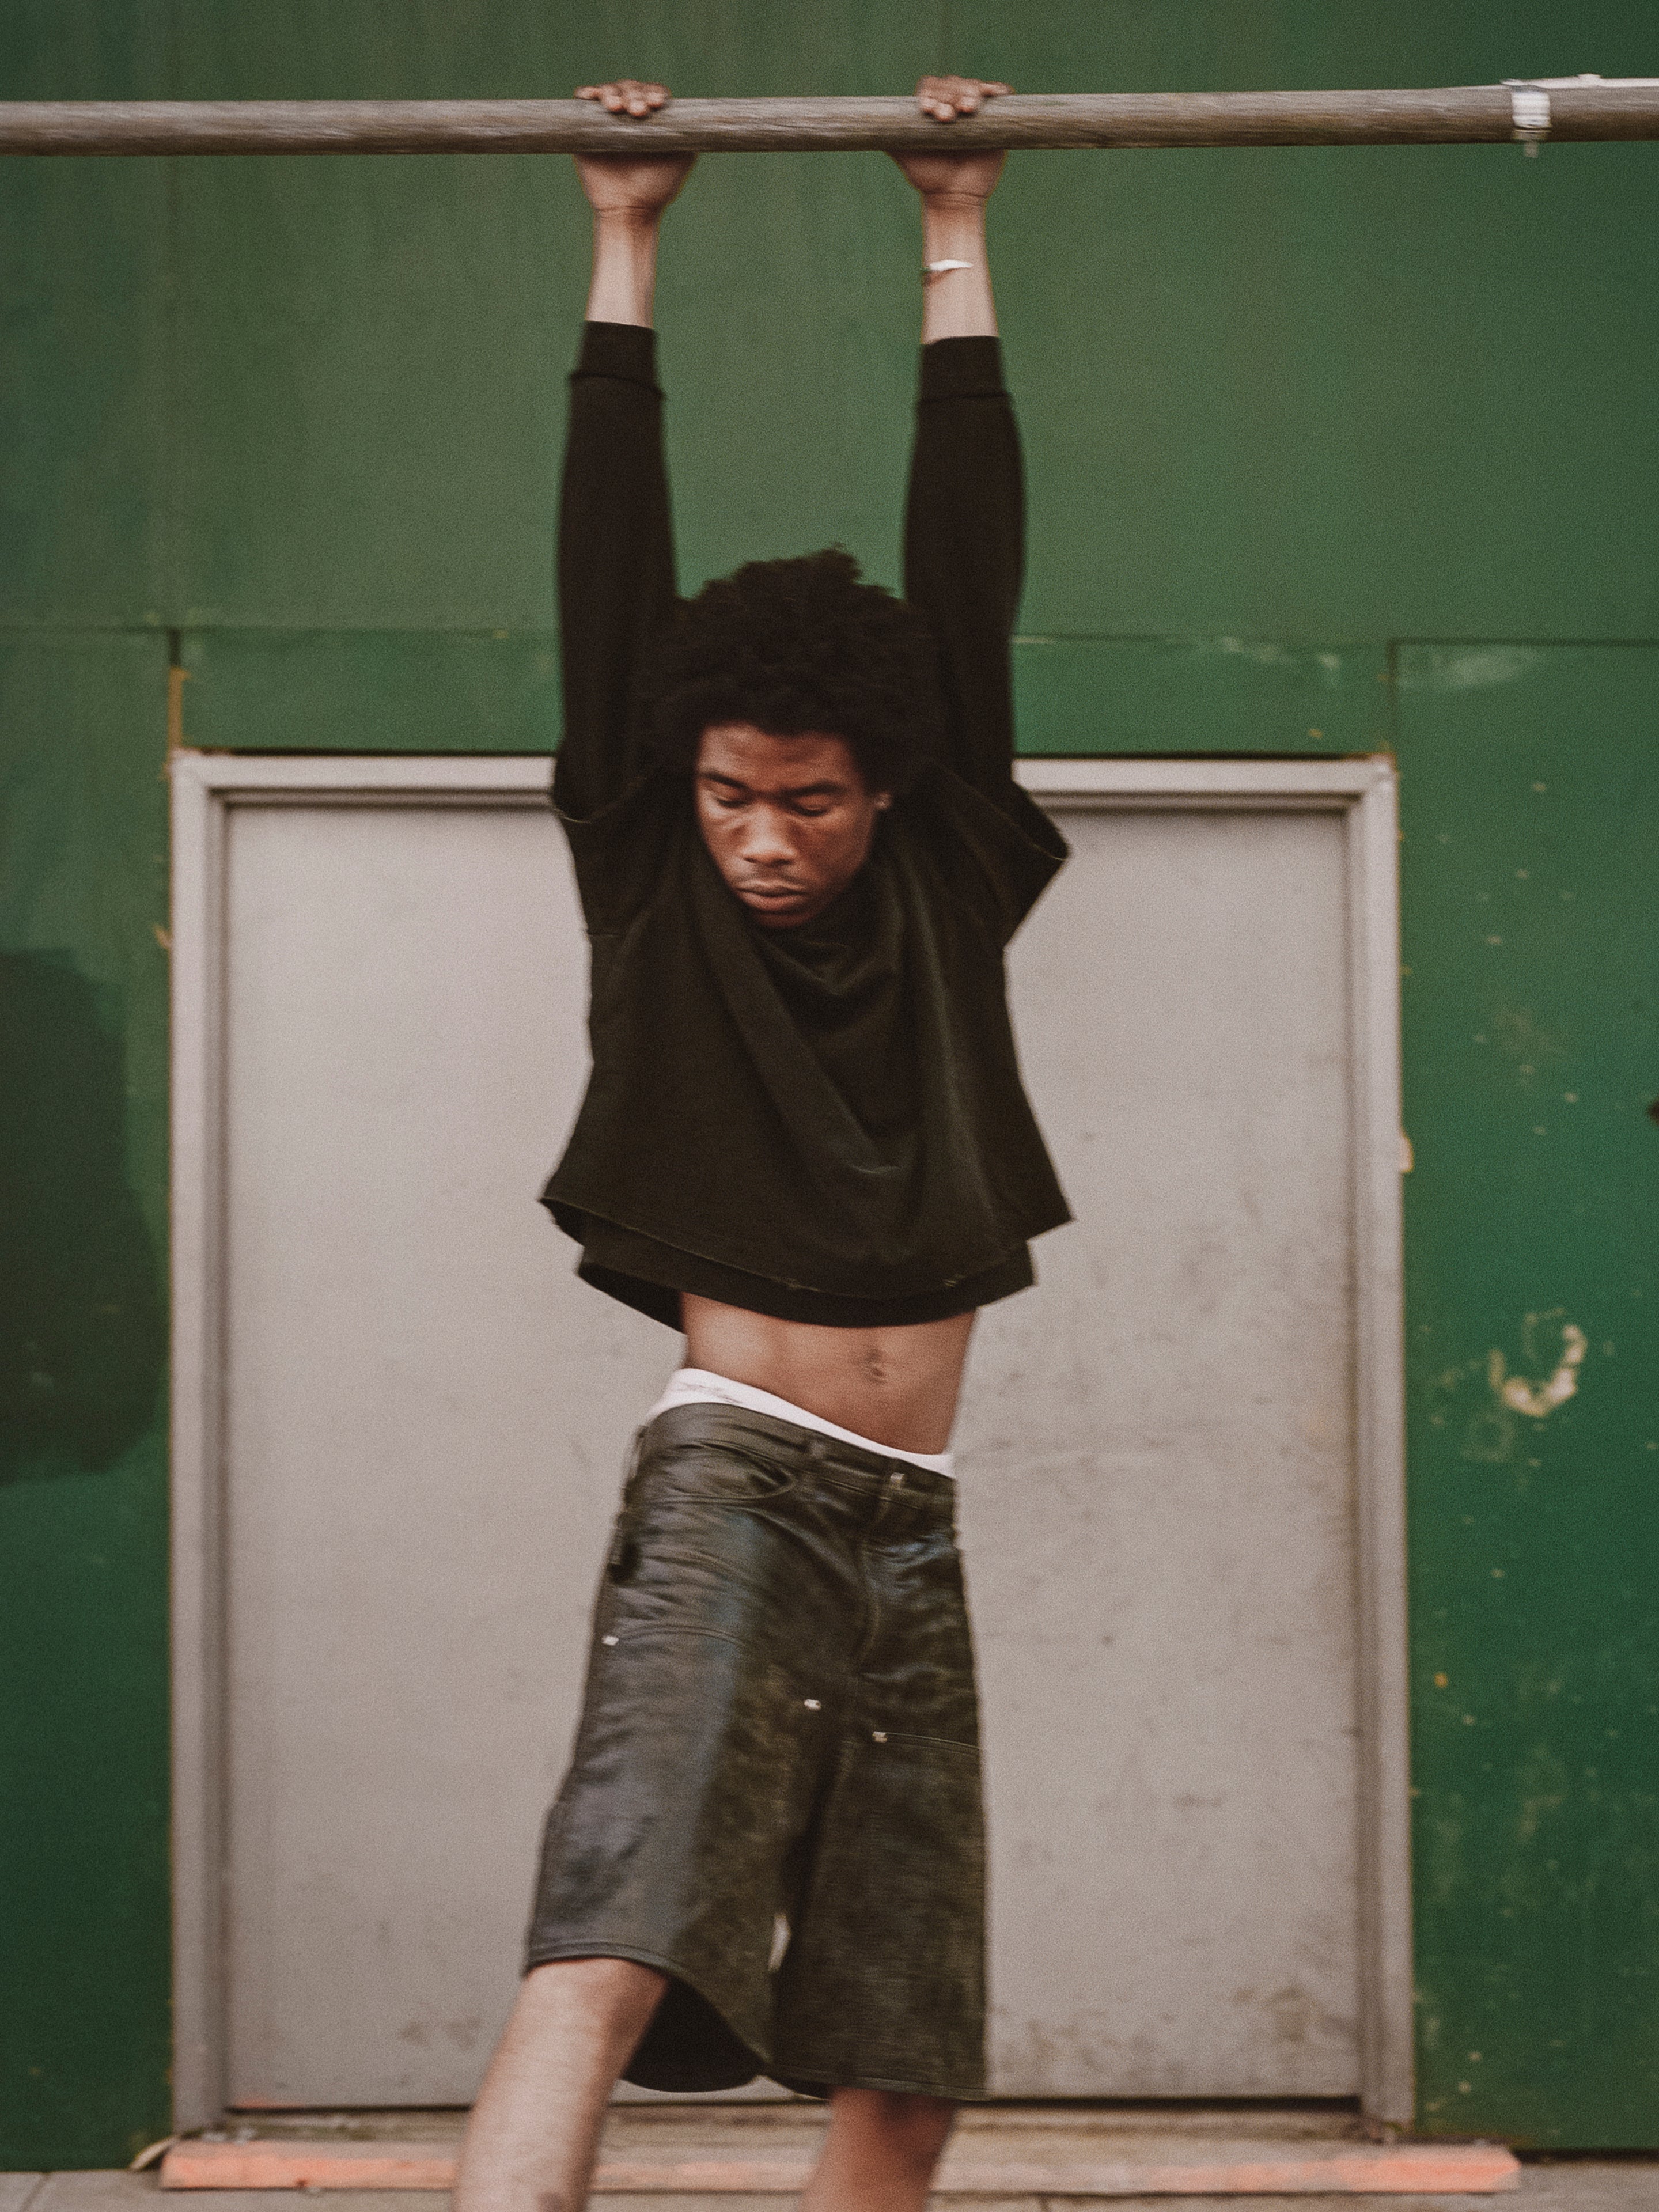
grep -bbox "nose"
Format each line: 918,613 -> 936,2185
738,805 -> 798,869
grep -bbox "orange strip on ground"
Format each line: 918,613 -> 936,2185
161,2142 -> 457,2190
160,2137 -> 1522,2194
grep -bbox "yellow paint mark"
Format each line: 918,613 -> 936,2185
1434,1672 -> 1449,1688
153,925 -> 172,953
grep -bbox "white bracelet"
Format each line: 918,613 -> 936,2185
923,258 -> 974,276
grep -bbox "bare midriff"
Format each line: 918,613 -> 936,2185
679,1295 -> 977,1456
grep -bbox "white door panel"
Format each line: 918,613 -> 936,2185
177,762 -> 1400,2111
223,802 -> 668,2105
964,810 -> 1357,2094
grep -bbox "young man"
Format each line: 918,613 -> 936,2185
456,73 -> 1069,2212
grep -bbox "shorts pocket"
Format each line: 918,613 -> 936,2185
638,1437 -> 805,1510
605,1428 -> 802,1589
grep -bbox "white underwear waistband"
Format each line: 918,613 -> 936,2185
646,1368 -> 956,1479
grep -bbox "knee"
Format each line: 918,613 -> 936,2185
890,2091 -> 955,2136
839,2087 -> 956,2169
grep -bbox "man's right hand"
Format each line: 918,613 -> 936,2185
574,82 -> 695,215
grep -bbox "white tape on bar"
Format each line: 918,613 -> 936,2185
1507,82 -> 1552,153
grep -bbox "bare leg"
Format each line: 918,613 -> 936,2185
454,1957 -> 666,2212
799,2088 -> 956,2212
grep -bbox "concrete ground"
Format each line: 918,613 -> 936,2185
5,2161 -> 1659,2212
6,2107 -> 1655,2212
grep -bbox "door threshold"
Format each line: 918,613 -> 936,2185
162,2105 -> 1519,2195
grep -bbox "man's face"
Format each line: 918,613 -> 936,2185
694,722 -> 891,930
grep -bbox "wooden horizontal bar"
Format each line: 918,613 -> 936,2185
158,2135 -> 1522,2193
2,85 -> 1658,156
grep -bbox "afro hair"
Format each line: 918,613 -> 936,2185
640,548 -> 944,796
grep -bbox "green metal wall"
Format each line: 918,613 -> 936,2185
2,0 -> 1655,2164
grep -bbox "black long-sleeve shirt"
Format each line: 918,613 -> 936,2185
540,321 -> 1070,1329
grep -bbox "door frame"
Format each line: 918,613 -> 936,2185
169,749 -> 1410,2126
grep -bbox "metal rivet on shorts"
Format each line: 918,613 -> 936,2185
804,1698 -> 821,1711
601,1634 -> 618,1646
888,1471 -> 904,1486
872,1730 -> 888,1743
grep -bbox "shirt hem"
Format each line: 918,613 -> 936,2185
545,1197 -> 1052,1330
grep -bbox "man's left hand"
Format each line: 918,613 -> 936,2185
891,77 -> 1011,202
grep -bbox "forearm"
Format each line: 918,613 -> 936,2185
585,210 -> 662,328
920,196 -> 997,343
558,108 -> 690,811
903,349 -> 1023,800
555,325 -> 675,819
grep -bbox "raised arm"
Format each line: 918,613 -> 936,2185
554,84 -> 693,822
895,79 -> 1025,806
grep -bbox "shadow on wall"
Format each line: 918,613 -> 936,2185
0,950 -> 164,1484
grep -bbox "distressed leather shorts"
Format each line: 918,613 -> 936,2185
524,1402 -> 986,2100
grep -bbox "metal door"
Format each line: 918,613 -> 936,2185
169,754 -> 1407,2119
972,798 -> 1359,2094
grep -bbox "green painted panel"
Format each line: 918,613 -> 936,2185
141,0 -> 1656,642
0,631 -> 172,2165
1013,635 -> 1387,755
179,628 -> 1385,756
0,1 -> 170,624
9,0 -> 1659,643
1399,644 -> 1659,2145
180,628 -> 559,752
950,1 -> 1659,643
164,1 -> 945,628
